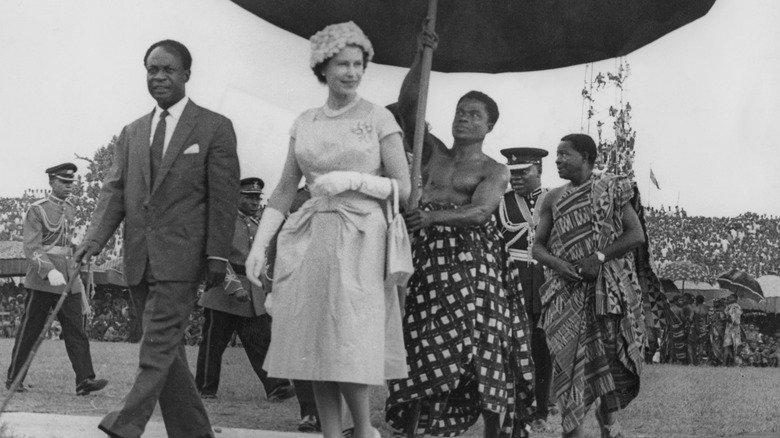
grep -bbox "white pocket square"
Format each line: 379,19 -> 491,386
183,144 -> 200,154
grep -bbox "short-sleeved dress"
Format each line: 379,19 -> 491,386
263,97 -> 408,385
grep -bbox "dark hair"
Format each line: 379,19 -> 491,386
561,133 -> 597,165
457,91 -> 499,126
144,40 -> 192,70
311,45 -> 370,84
695,295 -> 705,304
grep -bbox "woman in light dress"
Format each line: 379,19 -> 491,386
246,22 -> 410,438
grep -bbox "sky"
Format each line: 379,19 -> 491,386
0,0 -> 778,218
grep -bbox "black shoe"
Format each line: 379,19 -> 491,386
267,383 -> 295,402
5,382 -> 28,393
76,378 -> 108,396
298,415 -> 321,433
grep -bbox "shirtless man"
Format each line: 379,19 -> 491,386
385,30 -> 534,438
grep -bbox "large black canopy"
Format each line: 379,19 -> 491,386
231,0 -> 716,73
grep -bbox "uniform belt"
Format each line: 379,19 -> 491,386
508,248 -> 537,264
230,263 -> 246,276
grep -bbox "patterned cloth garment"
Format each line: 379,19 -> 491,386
539,174 -> 645,434
386,203 -> 535,438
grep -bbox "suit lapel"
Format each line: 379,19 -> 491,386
151,100 -> 199,195
137,109 -> 154,193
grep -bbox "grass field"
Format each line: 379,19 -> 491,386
0,338 -> 778,438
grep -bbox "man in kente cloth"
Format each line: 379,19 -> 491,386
533,133 -> 647,438
385,29 -> 534,438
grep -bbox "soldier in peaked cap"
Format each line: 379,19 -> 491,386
195,177 -> 294,402
495,147 -> 553,432
46,162 -> 78,182
6,162 -> 108,395
240,177 -> 264,196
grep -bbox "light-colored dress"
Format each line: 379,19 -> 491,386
264,97 -> 408,385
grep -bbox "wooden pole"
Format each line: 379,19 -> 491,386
404,4 -> 438,431
408,0 -> 438,209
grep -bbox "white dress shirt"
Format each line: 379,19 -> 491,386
149,96 -> 189,157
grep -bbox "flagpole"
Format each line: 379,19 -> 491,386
647,164 -> 651,209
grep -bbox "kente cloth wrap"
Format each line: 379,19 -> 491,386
708,309 -> 727,364
539,174 -> 645,434
689,309 -> 709,344
723,303 -> 742,349
630,186 -> 669,346
665,309 -> 689,363
386,203 -> 534,438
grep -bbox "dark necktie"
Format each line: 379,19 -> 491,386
150,110 -> 169,187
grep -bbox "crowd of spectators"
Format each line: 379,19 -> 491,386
86,291 -> 135,342
0,194 -> 39,241
2,196 -> 780,349
0,281 -> 26,338
646,206 -> 780,279
660,293 -> 780,368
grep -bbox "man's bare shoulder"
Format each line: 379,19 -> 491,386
482,153 -> 506,170
548,185 -> 567,197
542,185 -> 568,208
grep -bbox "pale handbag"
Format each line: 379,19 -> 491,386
385,179 -> 414,287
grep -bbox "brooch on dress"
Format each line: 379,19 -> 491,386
351,121 -> 373,142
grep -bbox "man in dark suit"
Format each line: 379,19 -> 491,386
6,163 -> 107,396
75,39 -> 240,438
195,177 -> 294,402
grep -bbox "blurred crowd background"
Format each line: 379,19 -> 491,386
2,193 -> 779,365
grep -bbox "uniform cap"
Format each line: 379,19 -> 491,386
45,162 -> 78,182
240,177 -> 264,194
499,147 -> 548,171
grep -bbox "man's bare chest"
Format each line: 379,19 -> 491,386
424,156 -> 485,195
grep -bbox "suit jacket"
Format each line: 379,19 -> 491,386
198,212 -> 265,317
86,99 -> 240,285
23,196 -> 84,295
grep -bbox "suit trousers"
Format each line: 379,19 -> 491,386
293,380 -> 318,418
6,289 -> 95,388
516,261 -> 553,420
195,309 -> 286,396
98,279 -> 212,438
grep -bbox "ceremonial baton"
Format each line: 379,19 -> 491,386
0,261 -> 84,415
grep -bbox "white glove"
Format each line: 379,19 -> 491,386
310,171 -> 392,199
246,207 -> 286,287
47,269 -> 67,287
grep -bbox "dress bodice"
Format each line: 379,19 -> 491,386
290,98 -> 400,185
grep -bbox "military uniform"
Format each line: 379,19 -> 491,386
195,178 -> 293,400
496,148 -> 553,426
497,187 -> 547,313
6,163 -> 106,395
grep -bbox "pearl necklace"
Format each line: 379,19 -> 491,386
322,96 -> 360,118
